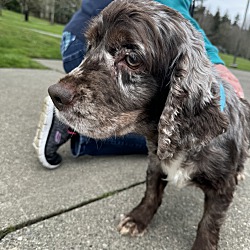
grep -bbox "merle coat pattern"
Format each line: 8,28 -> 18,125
48,1 -> 250,249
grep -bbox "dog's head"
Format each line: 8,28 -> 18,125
49,0 -> 228,159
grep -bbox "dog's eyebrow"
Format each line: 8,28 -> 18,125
122,44 -> 139,50
107,43 -> 143,56
107,43 -> 140,50
123,43 -> 146,59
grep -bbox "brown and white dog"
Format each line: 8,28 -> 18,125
48,0 -> 250,249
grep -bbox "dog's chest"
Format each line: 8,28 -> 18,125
161,155 -> 194,188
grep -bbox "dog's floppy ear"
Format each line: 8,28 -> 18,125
157,40 -> 229,160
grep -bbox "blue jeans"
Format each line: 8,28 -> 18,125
61,32 -> 148,156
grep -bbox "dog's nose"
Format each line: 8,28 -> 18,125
48,84 -> 75,111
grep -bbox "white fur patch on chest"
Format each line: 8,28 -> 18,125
161,155 -> 193,188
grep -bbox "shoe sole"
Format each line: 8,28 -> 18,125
33,96 -> 61,169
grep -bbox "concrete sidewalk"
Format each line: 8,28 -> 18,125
0,61 -> 249,250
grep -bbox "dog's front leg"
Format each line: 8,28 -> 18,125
118,146 -> 167,236
192,177 -> 236,250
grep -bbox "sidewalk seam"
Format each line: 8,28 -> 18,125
0,181 -> 145,241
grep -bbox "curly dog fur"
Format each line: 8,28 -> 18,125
48,1 -> 250,249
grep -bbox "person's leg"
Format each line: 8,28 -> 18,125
61,31 -> 86,74
71,133 -> 147,157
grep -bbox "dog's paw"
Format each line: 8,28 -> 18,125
117,214 -> 146,237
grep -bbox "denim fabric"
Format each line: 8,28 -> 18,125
70,133 -> 147,157
61,31 -> 86,73
61,32 -> 148,156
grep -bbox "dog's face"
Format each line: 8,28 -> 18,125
49,0 -> 228,158
60,23 -> 158,139
49,0 -> 183,139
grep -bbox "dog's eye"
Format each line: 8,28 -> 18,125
125,52 -> 141,68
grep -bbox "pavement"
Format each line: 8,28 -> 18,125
0,60 -> 250,250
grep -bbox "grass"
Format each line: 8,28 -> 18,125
219,53 -> 250,72
0,10 -> 64,68
1,10 -> 250,71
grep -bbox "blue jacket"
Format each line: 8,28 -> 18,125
64,0 -> 224,65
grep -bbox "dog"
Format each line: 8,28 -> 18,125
48,0 -> 250,249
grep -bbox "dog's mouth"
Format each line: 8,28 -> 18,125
56,107 -> 142,140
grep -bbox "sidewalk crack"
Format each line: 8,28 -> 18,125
0,181 -> 145,241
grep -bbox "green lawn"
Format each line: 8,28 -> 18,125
219,53 -> 250,72
1,10 -> 250,71
0,10 -> 64,68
